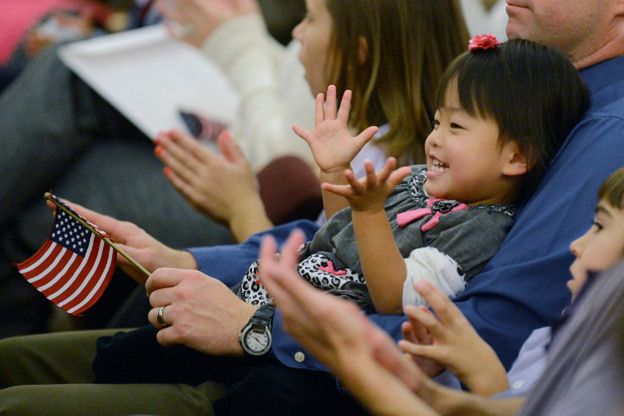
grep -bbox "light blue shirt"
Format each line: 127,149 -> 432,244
497,326 -> 550,398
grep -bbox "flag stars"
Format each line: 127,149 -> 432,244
50,210 -> 98,255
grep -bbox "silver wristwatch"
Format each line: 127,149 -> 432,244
239,304 -> 275,356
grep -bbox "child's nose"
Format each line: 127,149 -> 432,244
292,22 -> 303,41
426,130 -> 441,148
570,234 -> 586,257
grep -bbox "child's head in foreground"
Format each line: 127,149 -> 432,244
424,36 -> 589,206
568,167 -> 624,298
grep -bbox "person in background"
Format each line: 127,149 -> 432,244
0,1 -> 143,94
155,0 -> 315,171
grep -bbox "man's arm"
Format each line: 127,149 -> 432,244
189,219 -> 321,287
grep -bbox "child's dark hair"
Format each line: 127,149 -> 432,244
435,39 -> 590,202
599,167 -> 624,210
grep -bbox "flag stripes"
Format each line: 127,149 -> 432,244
16,205 -> 116,316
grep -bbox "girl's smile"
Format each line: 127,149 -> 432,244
424,84 -> 527,206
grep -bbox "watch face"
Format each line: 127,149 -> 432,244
243,328 -> 271,355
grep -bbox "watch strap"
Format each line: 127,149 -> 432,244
252,304 -> 275,327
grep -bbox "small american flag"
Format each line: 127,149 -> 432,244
16,200 -> 117,316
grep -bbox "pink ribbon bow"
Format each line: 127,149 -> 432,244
397,198 -> 468,232
319,260 -> 348,276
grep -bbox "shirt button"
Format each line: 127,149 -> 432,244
294,351 -> 305,363
512,380 -> 525,391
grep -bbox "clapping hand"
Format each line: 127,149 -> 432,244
399,280 -> 509,396
154,129 -> 257,225
293,85 -> 378,175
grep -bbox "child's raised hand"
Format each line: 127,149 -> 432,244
398,281 -> 508,396
292,85 -> 378,173
322,158 -> 411,212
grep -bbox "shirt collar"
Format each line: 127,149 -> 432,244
579,55 -> 624,110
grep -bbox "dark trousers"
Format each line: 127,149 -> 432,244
94,325 -> 367,415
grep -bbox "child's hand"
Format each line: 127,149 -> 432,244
293,85 -> 378,174
398,280 -> 509,396
400,312 -> 445,378
322,158 -> 411,213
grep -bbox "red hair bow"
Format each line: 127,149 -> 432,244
468,34 -> 501,52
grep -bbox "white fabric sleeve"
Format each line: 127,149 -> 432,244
402,246 -> 466,308
201,14 -> 315,170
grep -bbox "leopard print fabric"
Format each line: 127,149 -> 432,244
238,260 -> 271,305
297,253 -> 365,290
237,253 -> 365,306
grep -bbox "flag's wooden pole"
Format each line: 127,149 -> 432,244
44,192 -> 150,279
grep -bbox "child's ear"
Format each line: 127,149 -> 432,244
501,141 -> 529,177
358,36 -> 369,66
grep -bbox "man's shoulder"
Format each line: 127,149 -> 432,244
561,77 -> 624,152
582,55 -> 624,118
588,76 -> 624,117
566,101 -> 624,152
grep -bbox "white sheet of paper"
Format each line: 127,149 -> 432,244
58,25 -> 239,139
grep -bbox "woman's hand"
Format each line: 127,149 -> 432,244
48,199 -> 197,284
293,85 -> 378,175
155,129 -> 272,241
322,158 -> 411,213
155,0 -> 259,47
399,280 -> 509,396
